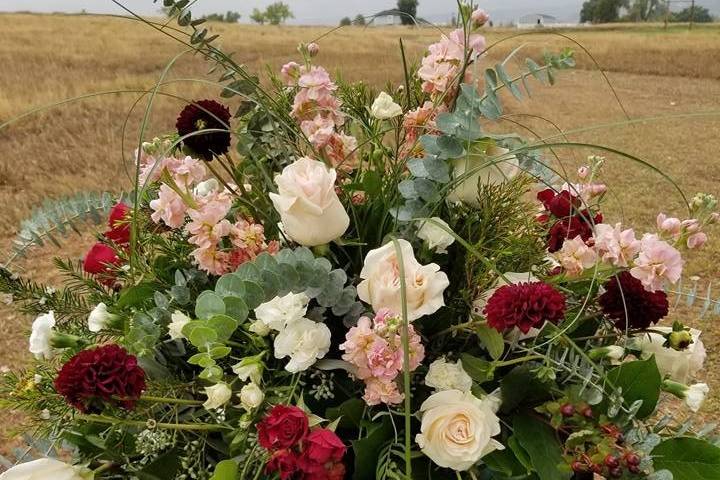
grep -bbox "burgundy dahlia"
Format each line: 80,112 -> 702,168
54,344 -> 146,413
484,281 -> 567,334
176,99 -> 232,160
599,271 -> 669,330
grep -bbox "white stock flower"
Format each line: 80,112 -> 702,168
685,383 -> 709,412
168,311 -> 191,340
193,178 -> 220,197
248,319 -> 271,337
87,302 -> 114,333
370,91 -> 403,119
0,458 -> 90,480
606,345 -> 625,365
203,383 -> 232,410
447,144 -> 519,207
273,317 -> 331,373
634,327 -> 706,383
269,157 -> 350,246
357,239 -> 449,321
415,390 -> 503,471
417,217 -> 455,254
29,311 -> 56,360
425,358 -> 473,392
254,292 -> 309,332
239,382 -> 265,410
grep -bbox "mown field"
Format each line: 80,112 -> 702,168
0,13 -> 719,449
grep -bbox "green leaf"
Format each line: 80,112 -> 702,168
215,273 -> 245,297
208,346 -> 232,360
460,353 -> 495,384
476,324 -> 504,360
652,437 -> 720,480
207,315 -> 238,342
195,291 -> 226,319
210,460 -> 238,480
326,398 -> 365,429
223,295 -> 249,322
500,365 -> 551,413
495,63 -> 522,100
188,352 -> 215,367
606,356 -> 661,419
513,414 -> 570,480
352,418 -> 393,480
189,326 -> 217,348
117,283 -> 158,309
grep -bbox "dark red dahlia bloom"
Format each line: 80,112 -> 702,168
547,212 -> 602,253
484,281 -> 567,333
257,405 -> 309,451
537,189 -> 581,218
54,344 -> 146,413
105,202 -> 131,245
176,99 -> 231,160
266,449 -> 299,480
599,271 -> 669,330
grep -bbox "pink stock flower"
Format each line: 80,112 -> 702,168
553,236 -> 597,277
366,338 -> 403,380
577,166 -> 590,179
688,232 -> 708,249
471,8 -> 490,26
681,218 -> 701,233
192,246 -> 230,276
301,115 -> 335,147
150,185 -> 187,228
362,377 -> 404,406
170,156 -> 206,186
656,213 -> 682,238
297,66 -> 337,100
324,133 -> 358,169
593,223 -> 641,267
418,29 -> 485,99
630,234 -> 683,292
339,317 -> 375,378
280,61 -> 301,85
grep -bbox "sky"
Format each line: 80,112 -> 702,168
2,0 -> 719,25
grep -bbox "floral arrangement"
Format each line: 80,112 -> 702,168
2,2 -> 720,480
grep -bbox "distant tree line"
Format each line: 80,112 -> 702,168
580,0 -> 714,23
201,11 -> 241,23
250,2 -> 294,25
341,0 -> 419,26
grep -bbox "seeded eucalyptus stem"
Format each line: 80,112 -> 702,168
391,238 -> 413,479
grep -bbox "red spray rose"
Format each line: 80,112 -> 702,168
537,189 -> 581,218
547,213 -> 602,253
265,449 -> 299,480
298,428 -> 346,468
298,460 -> 346,480
54,344 -> 146,413
105,202 -> 131,245
484,281 -> 567,333
83,242 -> 122,284
257,405 -> 309,451
599,271 -> 669,330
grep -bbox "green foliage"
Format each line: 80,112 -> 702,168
626,0 -> 666,21
396,0 -> 419,25
513,414 -> 570,480
652,437 -> 720,479
6,191 -> 116,266
352,417 -> 394,480
354,14 -> 367,26
672,6 -> 714,23
255,2 -> 294,25
606,356 -> 662,419
339,16 -> 352,26
250,8 -> 266,24
580,0 -> 626,23
201,11 -> 241,23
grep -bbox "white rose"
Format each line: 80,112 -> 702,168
415,390 -> 503,471
274,317 -> 331,373
634,327 -> 706,383
29,311 -> 56,360
425,358 -> 473,392
0,458 -> 90,480
87,303 -> 115,333
447,144 -> 519,207
685,383 -> 709,412
254,292 -> 309,332
203,382 -> 232,410
417,218 -> 455,254
269,157 -> 350,246
239,382 -> 265,410
168,310 -> 191,340
357,239 -> 449,321
371,91 -> 403,119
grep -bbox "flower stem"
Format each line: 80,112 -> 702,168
137,395 -> 203,406
494,355 -> 544,367
391,238 -> 412,479
76,414 -> 228,431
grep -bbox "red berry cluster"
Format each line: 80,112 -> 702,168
83,202 -> 131,285
257,405 -> 346,480
541,400 -> 644,478
537,188 -> 603,253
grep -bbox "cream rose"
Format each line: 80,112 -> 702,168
415,390 -> 503,471
425,358 -> 473,392
0,458 -> 91,480
239,382 -> 265,410
203,382 -> 232,410
357,239 -> 449,321
447,144 -> 519,207
371,91 -> 403,119
269,157 -> 350,246
634,327 -> 706,383
417,217 -> 455,254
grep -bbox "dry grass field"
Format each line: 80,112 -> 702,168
0,13 -> 719,449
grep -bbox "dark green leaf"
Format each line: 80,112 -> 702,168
652,437 -> 720,480
460,353 -> 495,384
606,356 -> 661,419
513,414 -> 570,480
476,324 -> 504,360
